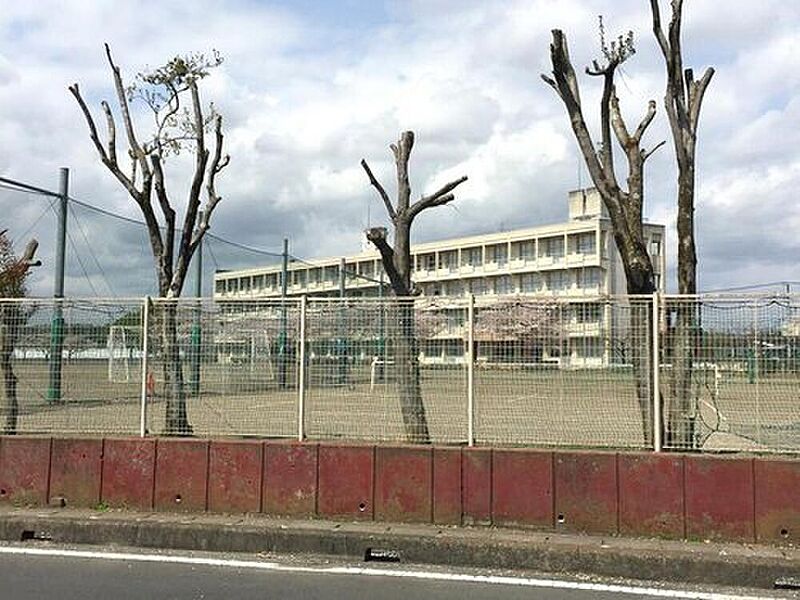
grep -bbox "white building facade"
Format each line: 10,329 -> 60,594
214,189 -> 666,302
213,189 -> 666,368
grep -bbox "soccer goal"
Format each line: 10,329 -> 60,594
107,325 -> 131,383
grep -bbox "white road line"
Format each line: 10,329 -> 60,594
0,545 -> 776,600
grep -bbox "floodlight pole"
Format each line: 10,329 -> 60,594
47,167 -> 68,404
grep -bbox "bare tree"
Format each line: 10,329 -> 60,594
542,25 -> 662,444
0,231 -> 40,434
360,131 -> 467,443
651,0 -> 714,449
69,45 -> 229,435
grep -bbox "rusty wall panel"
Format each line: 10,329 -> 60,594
618,453 -> 684,538
375,446 -> 432,523
208,441 -> 263,513
554,451 -> 618,534
492,449 -> 553,529
754,458 -> 800,544
433,447 -> 462,525
154,439 -> 209,512
685,455 -> 754,542
101,438 -> 155,510
49,438 -> 103,507
462,448 -> 491,525
263,442 -> 318,517
0,437 -> 51,506
318,444 -> 374,520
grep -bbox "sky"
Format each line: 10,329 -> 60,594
1,0 -> 799,297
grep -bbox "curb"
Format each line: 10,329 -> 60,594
0,509 -> 797,590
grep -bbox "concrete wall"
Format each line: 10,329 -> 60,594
0,436 -> 797,545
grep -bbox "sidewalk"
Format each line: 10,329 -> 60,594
0,506 -> 797,590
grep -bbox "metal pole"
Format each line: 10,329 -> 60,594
467,293 -> 475,447
378,269 -> 385,382
652,292 -> 662,452
298,295 -> 307,441
47,167 -> 68,403
139,297 -> 150,437
189,212 -> 203,395
337,257 -> 346,385
279,238 -> 289,388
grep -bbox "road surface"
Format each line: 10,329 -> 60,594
0,544 -> 788,600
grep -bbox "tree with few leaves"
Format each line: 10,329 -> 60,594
0,230 -> 40,434
650,0 -> 714,449
361,131 -> 468,443
69,45 -> 229,435
542,23 -> 662,444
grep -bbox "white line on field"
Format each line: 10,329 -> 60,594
0,545 -> 777,600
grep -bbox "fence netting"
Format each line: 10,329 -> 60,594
1,294 -> 798,453
660,295 -> 800,452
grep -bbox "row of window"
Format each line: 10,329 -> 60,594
416,232 -> 598,272
420,269 -> 605,297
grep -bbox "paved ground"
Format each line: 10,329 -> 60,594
1,507 -> 798,592
0,544 -> 794,600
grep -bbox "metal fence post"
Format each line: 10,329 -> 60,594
652,292 -> 662,452
467,293 -> 475,447
139,296 -> 150,438
298,296 -> 307,441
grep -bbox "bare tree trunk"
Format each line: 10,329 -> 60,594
361,131 -> 467,444
651,0 -> 714,450
160,302 -> 191,435
394,299 -> 429,443
543,29 -> 663,447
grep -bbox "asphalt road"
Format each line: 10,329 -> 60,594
0,545 -> 785,600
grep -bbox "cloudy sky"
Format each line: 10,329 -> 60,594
1,0 -> 799,297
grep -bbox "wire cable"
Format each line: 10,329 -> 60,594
68,203 -> 116,296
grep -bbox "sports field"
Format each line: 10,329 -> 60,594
5,359 -> 799,452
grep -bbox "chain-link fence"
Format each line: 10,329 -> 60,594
1,294 -> 798,452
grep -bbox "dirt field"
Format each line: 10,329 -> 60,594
5,360 -> 799,451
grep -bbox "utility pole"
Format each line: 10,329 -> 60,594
278,238 -> 289,388
47,167 -> 68,404
189,212 -> 203,396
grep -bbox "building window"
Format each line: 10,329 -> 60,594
462,246 -> 482,267
293,270 -> 307,287
494,275 -> 513,295
358,261 -> 374,279
309,268 -> 321,285
577,267 -> 602,290
324,265 -> 339,284
253,275 -> 264,291
547,270 -> 570,291
469,278 -> 487,295
240,277 -> 251,292
540,237 -> 564,259
649,236 -> 661,258
519,273 -> 541,293
512,240 -> 535,261
487,244 -> 508,266
266,273 -> 278,289
438,250 -> 457,272
417,253 -> 436,272
444,281 -> 464,296
576,232 -> 596,255
573,303 -> 601,323
215,280 -> 225,294
227,278 -> 238,293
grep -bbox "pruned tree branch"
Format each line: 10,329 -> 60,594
409,175 -> 468,220
360,159 -> 396,221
